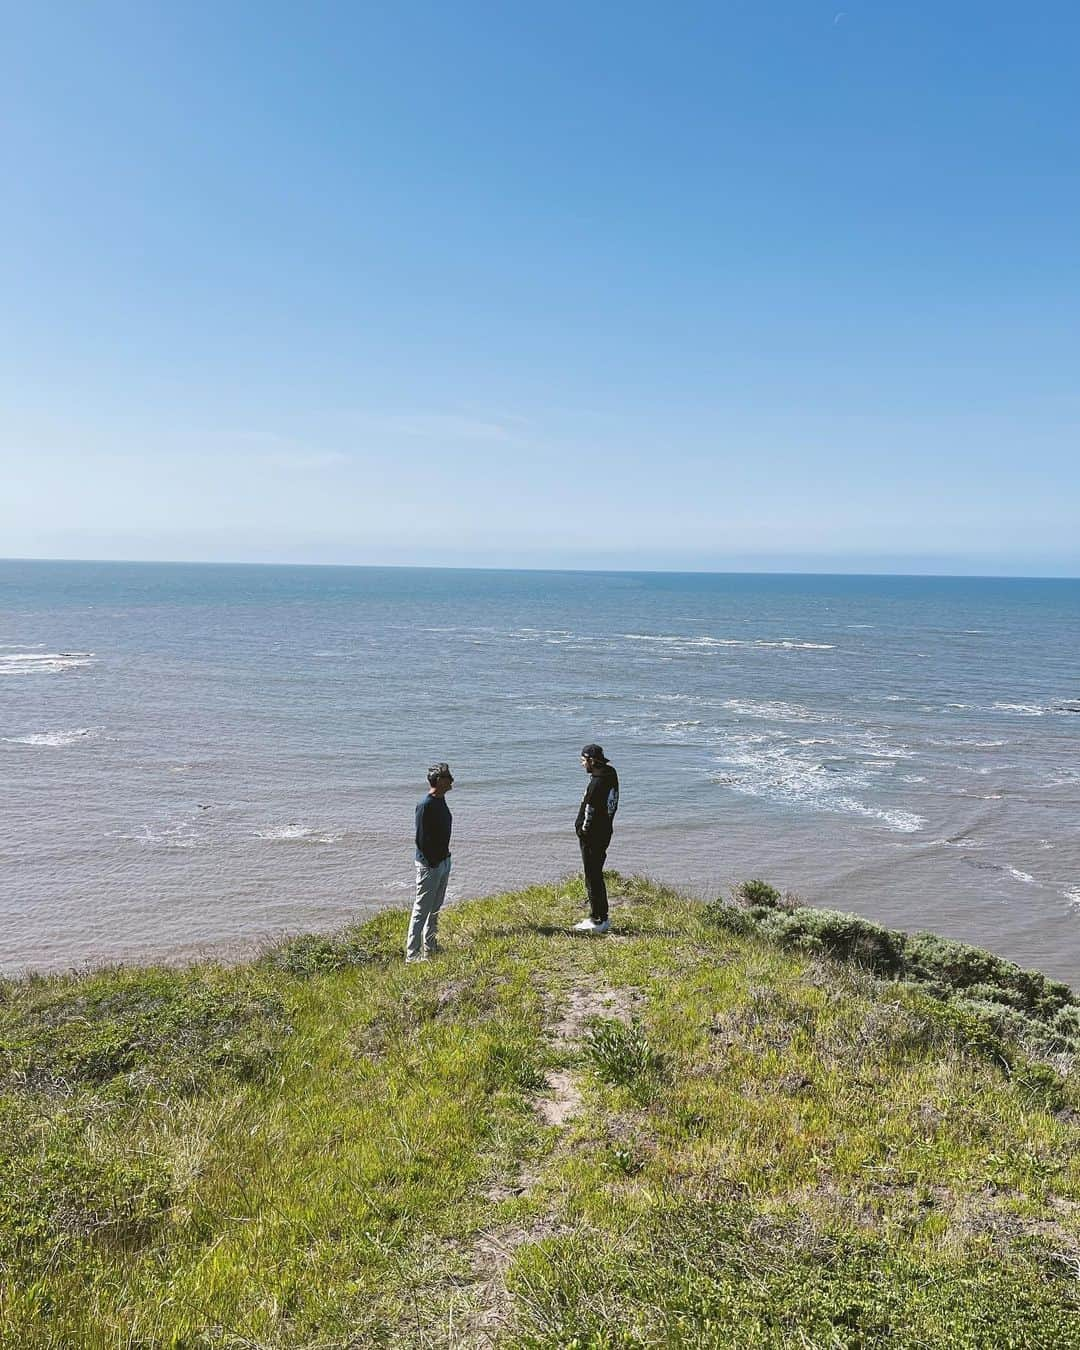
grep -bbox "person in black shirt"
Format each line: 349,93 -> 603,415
573,743 -> 619,932
407,762 -> 454,962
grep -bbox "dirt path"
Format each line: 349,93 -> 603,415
461,975 -> 643,1343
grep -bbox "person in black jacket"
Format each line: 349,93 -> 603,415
573,743 -> 619,933
407,762 -> 454,962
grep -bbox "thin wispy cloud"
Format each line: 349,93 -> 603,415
235,433 -> 350,472
258,450 -> 350,471
369,413 -> 522,445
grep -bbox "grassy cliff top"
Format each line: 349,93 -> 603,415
2,876 -> 1079,1348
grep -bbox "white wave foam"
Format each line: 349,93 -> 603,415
624,633 -> 746,647
621,634 -> 834,651
3,727 -> 100,748
991,702 -> 1050,717
834,799 -> 925,832
960,857 -> 1038,885
108,823 -> 202,850
926,736 -> 1007,749
722,698 -> 820,721
1064,887 -> 1080,908
0,650 -> 96,676
709,732 -> 924,832
760,640 -> 835,650
255,825 -> 344,845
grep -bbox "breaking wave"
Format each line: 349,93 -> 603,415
254,824 -> 345,845
3,727 -> 100,748
0,650 -> 96,676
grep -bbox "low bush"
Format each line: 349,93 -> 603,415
0,967 -> 289,1096
585,1018 -> 665,1092
954,997 -> 1055,1053
904,933 -> 1074,1018
264,913 -> 400,976
734,879 -> 784,909
486,1037 -> 546,1092
509,1197 -> 1080,1348
757,907 -> 906,976
1051,1005 -> 1080,1044
712,880 -> 1080,1056
0,1143 -> 174,1256
701,900 -> 758,935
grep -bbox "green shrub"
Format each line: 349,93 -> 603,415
955,997 -> 1054,1052
0,967 -> 289,1096
758,907 -> 906,976
701,900 -> 758,935
264,920 -> 396,976
585,1019 -> 665,1091
926,999 -> 1011,1059
734,879 -> 783,909
965,981 -> 1028,1010
1050,1005 -> 1080,1048
904,934 -> 1074,1018
0,1145 -> 173,1256
1009,1062 -> 1068,1112
487,1038 -> 546,1092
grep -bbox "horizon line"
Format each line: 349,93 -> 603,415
3,555 -> 1079,583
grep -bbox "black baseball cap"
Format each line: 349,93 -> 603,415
580,743 -> 607,762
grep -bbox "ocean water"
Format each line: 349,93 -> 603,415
2,560 -> 1078,981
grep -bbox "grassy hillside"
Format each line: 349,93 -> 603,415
1,876 -> 1078,1348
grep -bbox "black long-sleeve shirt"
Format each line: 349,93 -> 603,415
575,764 -> 619,843
415,794 -> 452,866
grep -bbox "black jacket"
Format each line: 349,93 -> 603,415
575,763 -> 619,843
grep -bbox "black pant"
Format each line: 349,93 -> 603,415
579,836 -> 609,923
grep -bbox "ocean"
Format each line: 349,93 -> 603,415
2,560 -> 1078,981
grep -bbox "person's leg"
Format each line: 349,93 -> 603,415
580,840 -> 609,924
406,861 -> 437,961
422,857 -> 451,954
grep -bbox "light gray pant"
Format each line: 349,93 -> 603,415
406,856 -> 451,961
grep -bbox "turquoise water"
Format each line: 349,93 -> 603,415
2,560 -> 1078,979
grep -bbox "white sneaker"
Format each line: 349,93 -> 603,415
572,918 -> 611,933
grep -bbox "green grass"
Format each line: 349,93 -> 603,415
1,877 -> 1078,1347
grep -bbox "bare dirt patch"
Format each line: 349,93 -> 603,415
463,1215 -> 571,1344
533,984 -> 643,1126
534,1069 -> 582,1127
464,981 -> 647,1338
550,985 -> 642,1048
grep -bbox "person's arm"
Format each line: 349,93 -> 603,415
577,776 -> 604,838
416,797 -> 434,866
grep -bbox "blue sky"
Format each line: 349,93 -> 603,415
3,1 -> 1078,574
